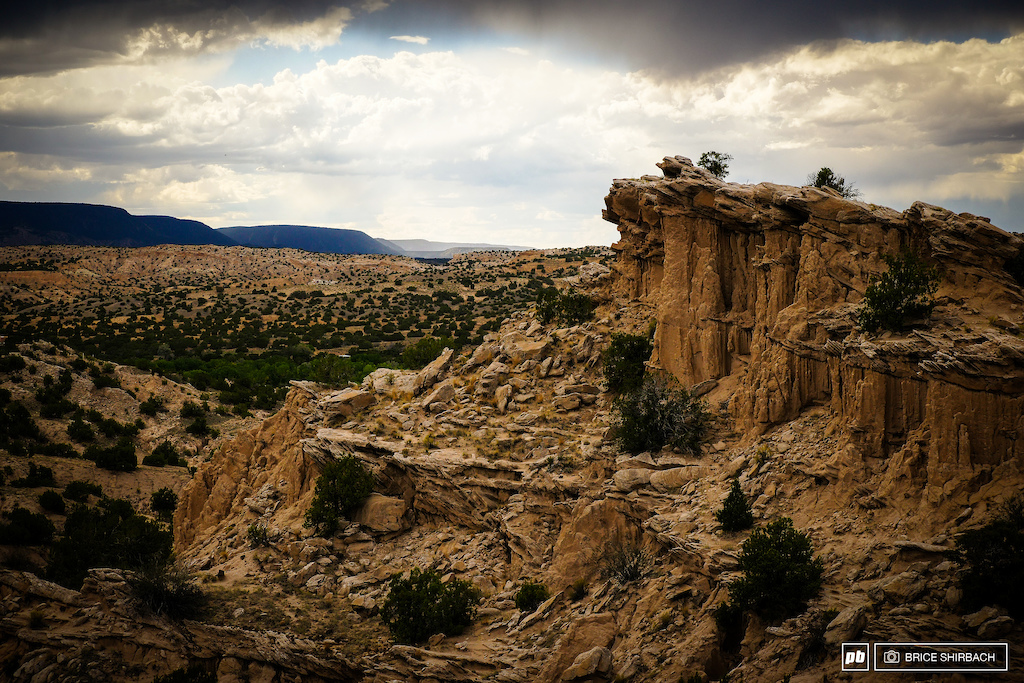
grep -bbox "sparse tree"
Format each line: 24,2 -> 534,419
858,251 -> 940,333
716,478 -> 754,532
808,167 -> 860,199
698,151 -> 733,179
304,455 -> 375,536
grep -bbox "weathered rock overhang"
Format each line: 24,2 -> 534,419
604,155 -> 1024,477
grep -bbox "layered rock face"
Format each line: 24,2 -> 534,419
605,156 -> 1024,491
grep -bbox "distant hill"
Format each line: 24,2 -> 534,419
218,225 -> 399,255
0,201 -> 236,247
376,238 -> 533,258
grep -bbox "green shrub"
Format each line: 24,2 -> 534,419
807,167 -> 860,198
143,451 -> 166,467
952,493 -> 1024,618
85,437 -> 137,472
724,518 -> 823,622
11,462 -> 56,488
0,506 -> 56,545
600,542 -> 652,584
47,497 -> 172,588
380,567 -> 482,644
37,442 -> 77,459
149,441 -> 185,467
558,289 -> 594,325
180,401 -> 206,419
63,480 -> 102,503
716,479 -> 754,533
39,489 -> 66,515
602,332 -> 653,393
151,487 -> 178,515
140,396 -> 167,416
247,523 -> 270,548
304,455 -> 375,536
514,580 -> 550,613
858,251 -> 940,333
91,373 -> 120,389
612,375 -> 710,454
535,287 -> 560,324
128,559 -> 205,619
401,336 -> 454,370
185,416 -> 210,436
535,287 -> 594,325
698,151 -> 732,179
0,354 -> 26,373
1,400 -> 45,440
67,415 -> 95,442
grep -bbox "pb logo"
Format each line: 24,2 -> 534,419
842,643 -> 870,672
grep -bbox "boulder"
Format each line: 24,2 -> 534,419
823,604 -> 868,645
496,385 -> 514,414
649,466 -> 712,492
465,341 -> 499,370
977,616 -> 1015,639
561,647 -> 612,680
538,613 -> 617,683
353,493 -> 408,533
613,468 -> 652,492
423,379 -> 455,408
414,347 -> 454,394
552,394 -> 581,411
320,388 -> 375,417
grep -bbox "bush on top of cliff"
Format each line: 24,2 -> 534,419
535,286 -> 594,326
304,454 -> 375,537
952,493 -> 1024,618
858,251 -> 940,333
698,151 -> 732,179
380,567 -> 482,644
808,166 -> 860,199
612,374 -> 710,455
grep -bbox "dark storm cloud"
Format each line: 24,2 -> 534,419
4,0 -> 1024,77
363,0 -> 1024,73
0,0 -> 361,76
0,0 -> 347,38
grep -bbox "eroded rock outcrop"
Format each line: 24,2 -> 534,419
605,156 -> 1024,491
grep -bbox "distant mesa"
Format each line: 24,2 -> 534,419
0,200 -> 535,256
0,201 -> 235,248
218,224 -> 399,255
376,238 -> 533,258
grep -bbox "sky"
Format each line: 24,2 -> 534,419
2,2 -> 1024,248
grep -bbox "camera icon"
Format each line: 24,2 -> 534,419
883,650 -> 900,665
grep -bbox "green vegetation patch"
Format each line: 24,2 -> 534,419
380,568 -> 482,644
304,455 -> 375,537
612,375 -> 710,455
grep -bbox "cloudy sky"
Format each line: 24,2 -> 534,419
2,1 -> 1024,247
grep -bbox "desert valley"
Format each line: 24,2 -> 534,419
0,157 -> 1022,683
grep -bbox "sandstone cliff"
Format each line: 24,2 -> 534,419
605,156 -> 1024,500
